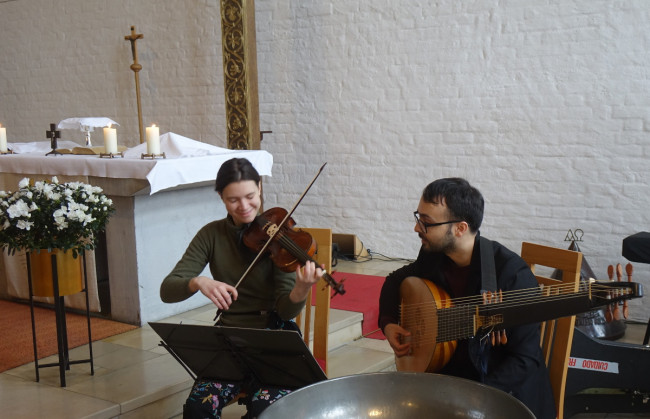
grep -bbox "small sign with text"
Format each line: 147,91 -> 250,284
568,357 -> 619,374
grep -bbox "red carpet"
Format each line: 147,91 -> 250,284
315,272 -> 386,340
0,300 -> 139,373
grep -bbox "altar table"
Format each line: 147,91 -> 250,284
0,135 -> 273,325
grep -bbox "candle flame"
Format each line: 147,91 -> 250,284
151,124 -> 157,128
107,124 -> 112,129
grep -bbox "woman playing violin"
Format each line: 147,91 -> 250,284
160,157 -> 323,419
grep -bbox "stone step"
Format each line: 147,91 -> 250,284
328,336 -> 395,378
303,308 -> 363,351
301,307 -> 394,377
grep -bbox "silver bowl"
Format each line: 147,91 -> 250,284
260,372 -> 535,419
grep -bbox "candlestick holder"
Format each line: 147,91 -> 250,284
81,125 -> 94,147
99,152 -> 124,159
0,149 -> 15,155
141,152 -> 166,159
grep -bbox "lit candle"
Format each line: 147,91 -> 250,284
103,124 -> 118,154
0,124 -> 7,153
146,124 -> 160,155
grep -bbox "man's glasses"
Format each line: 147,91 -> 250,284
413,211 -> 461,233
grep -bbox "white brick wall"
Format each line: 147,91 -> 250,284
0,0 -> 225,144
1,0 -> 649,320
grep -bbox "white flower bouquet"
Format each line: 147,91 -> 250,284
0,177 -> 115,256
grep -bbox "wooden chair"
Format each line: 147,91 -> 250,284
520,242 -> 583,419
295,227 -> 332,376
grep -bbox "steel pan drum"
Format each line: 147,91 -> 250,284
259,372 -> 535,419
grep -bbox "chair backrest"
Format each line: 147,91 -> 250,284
295,228 -> 332,376
520,242 -> 582,419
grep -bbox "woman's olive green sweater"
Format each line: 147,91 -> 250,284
160,216 -> 305,328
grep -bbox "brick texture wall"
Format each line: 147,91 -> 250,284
1,1 -> 649,320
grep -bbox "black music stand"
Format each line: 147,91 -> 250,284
149,322 -> 327,401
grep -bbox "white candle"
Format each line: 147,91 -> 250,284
103,125 -> 118,154
0,124 -> 7,153
146,124 -> 160,155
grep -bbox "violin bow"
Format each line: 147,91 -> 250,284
215,163 -> 328,323
272,162 -> 328,238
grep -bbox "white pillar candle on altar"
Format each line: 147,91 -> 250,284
146,124 -> 160,155
103,125 -> 118,154
0,124 -> 7,153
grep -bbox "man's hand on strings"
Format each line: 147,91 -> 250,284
290,261 -> 324,303
384,323 -> 412,357
190,276 -> 238,310
483,290 -> 507,346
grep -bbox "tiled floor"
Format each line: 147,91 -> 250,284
1,256 -> 649,418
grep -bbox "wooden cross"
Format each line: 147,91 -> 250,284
45,123 -> 61,156
125,26 -> 144,68
125,26 -> 145,144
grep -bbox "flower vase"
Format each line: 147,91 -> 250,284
29,249 -> 83,297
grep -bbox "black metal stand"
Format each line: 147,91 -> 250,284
149,322 -> 327,413
26,251 -> 95,387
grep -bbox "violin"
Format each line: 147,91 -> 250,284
243,207 -> 346,296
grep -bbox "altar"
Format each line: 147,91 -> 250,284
0,134 -> 273,325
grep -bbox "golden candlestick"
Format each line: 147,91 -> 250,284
125,26 -> 145,144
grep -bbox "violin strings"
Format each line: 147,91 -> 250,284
272,228 -> 344,292
274,231 -> 310,263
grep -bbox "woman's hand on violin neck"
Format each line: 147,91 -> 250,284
290,261 -> 324,303
190,276 -> 238,310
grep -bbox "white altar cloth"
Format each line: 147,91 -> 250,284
1,133 -> 273,195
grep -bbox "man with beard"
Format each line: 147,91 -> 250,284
378,178 -> 555,419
